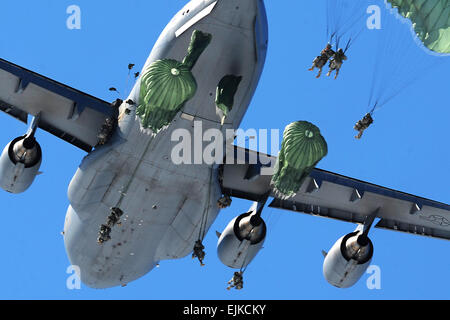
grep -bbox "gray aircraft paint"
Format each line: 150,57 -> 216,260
64,0 -> 268,288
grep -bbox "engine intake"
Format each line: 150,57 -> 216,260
0,136 -> 42,193
217,209 -> 266,269
234,213 -> 266,244
323,231 -> 374,288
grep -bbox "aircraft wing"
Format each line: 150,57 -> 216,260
0,58 -> 117,152
221,146 -> 450,241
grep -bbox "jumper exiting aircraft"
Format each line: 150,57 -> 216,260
0,0 -> 448,290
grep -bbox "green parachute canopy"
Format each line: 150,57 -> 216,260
270,121 -> 328,199
215,75 -> 242,125
137,30 -> 212,133
387,0 -> 450,54
137,60 -> 197,131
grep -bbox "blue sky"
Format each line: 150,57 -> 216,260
0,0 -> 448,299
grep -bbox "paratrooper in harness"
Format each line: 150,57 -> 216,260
354,113 -> 374,139
192,240 -> 206,266
308,44 -> 335,78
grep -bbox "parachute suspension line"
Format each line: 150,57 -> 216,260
327,0 -> 345,41
369,13 -> 400,108
327,0 -> 367,47
116,135 -> 155,209
380,15 -> 447,106
344,38 -> 352,54
197,166 -> 214,241
367,7 -> 400,109
238,202 -> 269,273
328,4 -> 340,44
342,15 -> 366,51
377,57 -> 445,108
336,35 -> 341,51
234,230 -> 257,290
192,166 -> 214,266
326,0 -> 331,41
369,102 -> 378,115
367,8 -> 411,110
333,0 -> 347,36
326,0 -> 334,40
239,242 -> 252,274
367,6 -> 446,113
335,9 -> 366,44
339,10 -> 366,36
98,133 -> 156,245
343,26 -> 365,54
329,32 -> 337,45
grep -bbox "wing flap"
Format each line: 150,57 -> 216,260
0,58 -> 117,152
221,146 -> 450,241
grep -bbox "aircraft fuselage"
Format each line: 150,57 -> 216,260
63,0 -> 268,288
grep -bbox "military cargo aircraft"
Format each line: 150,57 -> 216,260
0,0 -> 448,289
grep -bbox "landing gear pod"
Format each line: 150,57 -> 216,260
217,208 -> 266,269
0,135 -> 42,193
323,231 -> 374,288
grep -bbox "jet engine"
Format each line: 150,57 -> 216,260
323,230 -> 373,288
0,135 -> 42,193
217,202 -> 267,269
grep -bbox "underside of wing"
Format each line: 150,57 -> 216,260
0,58 -> 117,152
220,146 -> 450,241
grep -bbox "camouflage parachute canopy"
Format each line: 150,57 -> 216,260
270,121 -> 328,199
387,0 -> 450,54
137,30 -> 212,133
137,59 -> 197,132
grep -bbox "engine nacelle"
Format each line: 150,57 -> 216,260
217,205 -> 267,269
0,136 -> 42,194
323,231 -> 373,288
